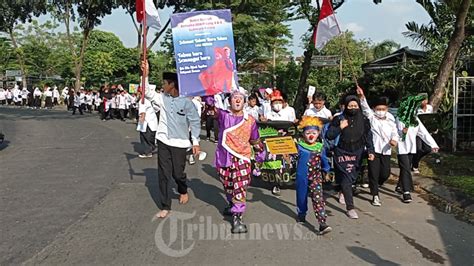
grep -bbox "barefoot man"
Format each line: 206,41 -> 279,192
142,60 -> 201,219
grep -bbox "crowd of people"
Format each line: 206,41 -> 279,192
1,66 -> 438,236
135,60 -> 439,236
0,85 -> 61,109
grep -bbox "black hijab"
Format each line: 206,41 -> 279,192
341,95 -> 365,144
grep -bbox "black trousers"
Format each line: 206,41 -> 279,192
205,116 -> 218,139
157,140 -> 188,210
397,154 -> 414,193
412,137 -> 431,169
72,105 -> 83,115
118,109 -> 125,120
0,100 -> 5,105
45,97 -> 53,108
368,153 -> 391,196
22,99 -> 27,106
34,96 -> 41,108
334,147 -> 364,210
140,126 -> 156,154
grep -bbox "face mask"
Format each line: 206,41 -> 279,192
374,110 -> 387,118
272,103 -> 282,112
345,109 -> 358,116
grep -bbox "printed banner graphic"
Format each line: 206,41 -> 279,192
171,9 -> 239,96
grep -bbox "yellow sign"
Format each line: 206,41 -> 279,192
265,136 -> 297,155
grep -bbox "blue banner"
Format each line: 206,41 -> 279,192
171,9 -> 239,96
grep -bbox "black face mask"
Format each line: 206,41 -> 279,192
345,108 -> 359,116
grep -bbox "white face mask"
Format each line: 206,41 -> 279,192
375,110 -> 387,118
272,103 -> 283,112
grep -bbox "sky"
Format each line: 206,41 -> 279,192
39,0 -> 432,56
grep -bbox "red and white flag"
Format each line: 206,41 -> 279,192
136,0 -> 162,30
313,0 -> 341,50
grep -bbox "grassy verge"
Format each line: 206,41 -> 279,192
419,153 -> 474,198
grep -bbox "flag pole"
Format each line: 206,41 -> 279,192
141,0 -> 147,104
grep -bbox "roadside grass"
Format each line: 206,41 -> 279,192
419,153 -> 474,198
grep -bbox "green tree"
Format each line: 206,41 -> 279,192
49,0 -> 119,90
0,0 -> 48,87
372,40 -> 400,59
375,0 -> 473,111
0,37 -> 14,74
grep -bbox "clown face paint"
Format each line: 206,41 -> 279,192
303,129 -> 320,144
230,94 -> 245,112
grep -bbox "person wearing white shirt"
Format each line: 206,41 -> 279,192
117,90 -> 127,121
357,87 -> 398,206
395,97 -> 439,203
6,88 -> 13,105
93,92 -> 102,111
72,91 -> 84,115
61,87 -> 69,105
281,92 -> 297,123
85,91 -> 93,113
304,92 -> 332,120
262,91 -> 295,122
109,92 -> 117,119
143,65 -> 201,219
244,94 -> 261,121
12,86 -> 21,106
129,93 -> 137,120
413,93 -> 434,173
137,98 -> 158,158
0,88 -> 6,105
259,88 -> 273,120
33,87 -> 42,109
44,86 -> 53,109
53,86 -> 60,105
21,88 -> 29,106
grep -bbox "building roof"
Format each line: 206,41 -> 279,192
362,46 -> 426,72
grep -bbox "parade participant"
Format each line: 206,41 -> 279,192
6,88 -> 13,105
412,93 -> 434,174
53,86 -> 60,106
21,87 -> 29,106
203,96 -> 219,142
33,87 -> 42,109
137,96 -> 158,158
72,91 -> 84,115
142,61 -> 201,219
61,87 -> 69,106
109,92 -> 117,119
93,91 -> 102,112
44,86 -> 53,109
357,87 -> 398,206
79,88 -> 86,112
129,93 -> 137,120
259,88 -> 273,120
295,116 -> 331,234
12,85 -> 22,107
281,92 -> 297,123
85,91 -> 93,113
304,92 -> 332,120
262,89 -> 295,122
0,88 -> 6,105
395,95 -> 439,203
117,90 -> 127,121
244,94 -> 261,121
326,95 -> 375,219
215,89 -> 263,234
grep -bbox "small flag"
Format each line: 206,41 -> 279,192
136,0 -> 162,30
313,0 -> 341,50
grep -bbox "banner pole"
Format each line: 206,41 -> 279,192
141,0 -> 147,104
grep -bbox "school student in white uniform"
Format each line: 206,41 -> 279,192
395,111 -> 438,203
117,90 -> 127,121
304,92 -> 332,120
357,87 -> 398,206
21,87 -> 29,106
12,86 -> 22,106
244,94 -> 261,121
6,88 -> 13,105
72,91 -> 84,115
85,91 -> 93,113
33,87 -> 42,108
412,93 -> 434,174
53,86 -> 60,105
137,97 -> 158,158
0,88 -> 6,105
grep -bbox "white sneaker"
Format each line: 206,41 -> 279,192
338,192 -> 346,205
412,168 -> 420,174
372,195 -> 381,206
138,154 -> 152,158
188,155 -> 196,165
362,183 -> 369,188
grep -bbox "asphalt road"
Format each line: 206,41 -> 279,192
0,106 -> 472,265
